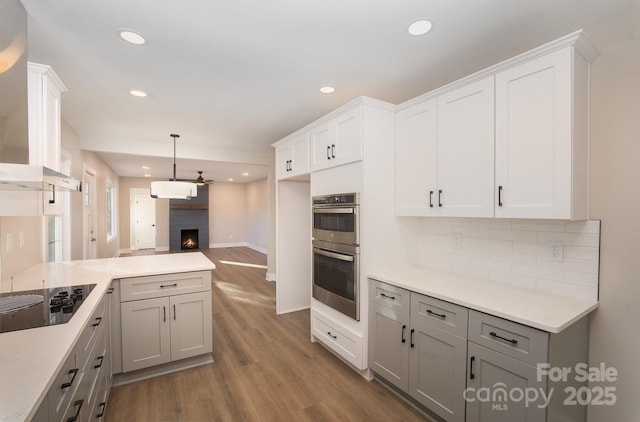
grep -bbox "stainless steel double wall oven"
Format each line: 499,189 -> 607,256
312,193 -> 360,320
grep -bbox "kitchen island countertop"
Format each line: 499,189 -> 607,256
0,252 -> 215,422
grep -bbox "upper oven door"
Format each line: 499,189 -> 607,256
312,205 -> 359,245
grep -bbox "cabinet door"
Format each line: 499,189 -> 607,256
395,99 -> 438,216
437,77 -> 495,217
409,319 -> 467,422
369,304 -> 410,391
121,297 -> 171,372
495,47 -> 572,219
275,143 -> 293,180
290,132 -> 310,176
466,342 -> 546,422
331,107 -> 362,168
310,122 -> 335,171
170,292 -> 213,361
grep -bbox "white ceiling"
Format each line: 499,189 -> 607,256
20,0 -> 635,182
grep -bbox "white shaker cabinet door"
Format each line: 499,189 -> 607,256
395,98 -> 438,216
437,76 -> 495,218
121,297 -> 171,372
495,47 -> 575,219
170,292 -> 213,361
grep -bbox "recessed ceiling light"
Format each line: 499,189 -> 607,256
119,30 -> 146,45
319,86 -> 335,94
242,172 -> 249,176
408,19 -> 433,36
144,174 -> 151,178
142,165 -> 150,170
129,89 -> 148,97
227,178 -> 234,182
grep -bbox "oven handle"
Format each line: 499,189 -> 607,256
313,247 -> 355,262
312,207 -> 355,214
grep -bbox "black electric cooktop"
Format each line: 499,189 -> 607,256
0,284 -> 96,333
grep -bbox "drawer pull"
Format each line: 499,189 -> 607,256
401,324 -> 406,343
61,368 -> 78,389
92,316 -> 103,327
489,331 -> 518,345
410,328 -> 415,348
160,283 -> 178,288
380,293 -> 396,300
327,331 -> 337,339
66,399 -> 83,422
97,402 -> 106,418
429,190 -> 434,208
173,304 -> 177,320
470,356 -> 476,380
94,355 -> 105,369
426,309 -> 446,319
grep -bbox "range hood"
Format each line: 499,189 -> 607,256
0,163 -> 81,192
0,1 -> 82,193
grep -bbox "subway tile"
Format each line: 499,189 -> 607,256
490,229 -> 537,242
489,270 -> 537,289
537,232 -> 600,247
421,224 -> 454,236
452,226 -> 491,239
513,241 -> 547,256
512,219 -> 567,232
535,279 -> 598,301
564,245 -> 600,261
536,257 -> 599,274
566,220 -> 601,234
467,256 -> 511,272
564,271 -> 599,288
467,237 -> 513,253
488,251 -> 537,265
451,263 -> 489,280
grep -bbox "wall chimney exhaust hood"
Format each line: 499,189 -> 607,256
0,163 -> 81,192
0,0 -> 82,193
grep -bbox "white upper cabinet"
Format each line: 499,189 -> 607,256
28,62 -> 67,172
395,77 -> 495,218
437,77 -> 495,217
495,46 -> 589,220
395,99 -> 438,216
275,132 -> 309,180
310,105 -> 362,172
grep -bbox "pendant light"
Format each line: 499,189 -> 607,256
150,134 -> 198,199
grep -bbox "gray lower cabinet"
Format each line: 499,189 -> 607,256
369,280 -> 467,422
35,293 -> 111,422
369,280 -> 590,422
466,310 -> 588,422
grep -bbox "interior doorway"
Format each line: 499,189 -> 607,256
131,188 -> 156,250
83,165 -> 98,259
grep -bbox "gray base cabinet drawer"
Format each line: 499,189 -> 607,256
468,310 -> 548,366
370,280 -> 410,314
411,293 -> 468,338
120,271 -> 211,301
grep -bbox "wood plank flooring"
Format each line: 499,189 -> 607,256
106,247 -> 429,422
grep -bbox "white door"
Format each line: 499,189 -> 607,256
134,194 -> 156,250
83,167 -> 98,259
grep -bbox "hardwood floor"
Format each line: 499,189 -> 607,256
106,247 -> 429,422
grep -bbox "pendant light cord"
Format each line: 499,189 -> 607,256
170,133 -> 179,181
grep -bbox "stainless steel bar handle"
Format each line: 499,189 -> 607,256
312,208 -> 354,214
313,247 -> 354,262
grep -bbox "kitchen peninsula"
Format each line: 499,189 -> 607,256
0,252 -> 215,422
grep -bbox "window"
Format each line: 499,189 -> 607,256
106,183 -> 117,242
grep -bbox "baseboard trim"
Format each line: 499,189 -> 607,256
210,242 -> 267,255
112,354 -> 214,387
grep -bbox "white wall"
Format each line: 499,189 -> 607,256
246,178 -> 268,253
584,4 -> 640,420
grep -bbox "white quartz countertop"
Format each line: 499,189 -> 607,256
0,252 -> 215,422
368,267 -> 598,334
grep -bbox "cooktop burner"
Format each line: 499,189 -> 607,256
0,284 -> 96,334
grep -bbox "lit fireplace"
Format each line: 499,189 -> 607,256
181,229 -> 199,250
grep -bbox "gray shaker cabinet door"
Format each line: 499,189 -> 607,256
409,319 -> 467,422
370,303 -> 410,391
466,342 -> 546,422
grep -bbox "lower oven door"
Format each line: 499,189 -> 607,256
312,243 -> 359,320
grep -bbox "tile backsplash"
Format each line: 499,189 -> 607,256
416,218 -> 600,301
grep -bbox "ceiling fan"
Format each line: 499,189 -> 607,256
179,170 -> 214,186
